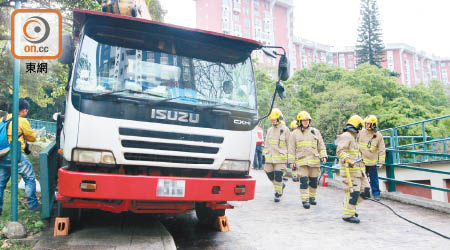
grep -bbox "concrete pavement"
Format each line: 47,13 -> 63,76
33,210 -> 176,250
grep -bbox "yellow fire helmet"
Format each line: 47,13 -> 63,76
344,115 -> 364,133
365,115 -> 378,131
268,108 -> 283,121
290,120 -> 298,129
297,111 -> 312,121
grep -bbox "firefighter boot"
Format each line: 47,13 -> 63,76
302,201 -> 310,209
343,216 -> 360,224
274,193 -> 282,202
309,197 -> 317,205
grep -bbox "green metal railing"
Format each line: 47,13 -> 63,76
391,115 -> 450,163
29,119 -> 56,135
381,149 -> 450,192
321,115 -> 450,197
39,141 -> 59,218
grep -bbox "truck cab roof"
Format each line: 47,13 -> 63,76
73,9 -> 262,64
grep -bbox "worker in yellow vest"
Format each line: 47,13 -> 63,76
263,108 -> 290,202
254,125 -> 264,170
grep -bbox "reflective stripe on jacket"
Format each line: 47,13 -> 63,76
288,127 -> 327,167
263,123 -> 290,164
337,131 -> 363,177
358,129 -> 386,165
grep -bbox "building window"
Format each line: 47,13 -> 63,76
244,18 -> 250,27
243,0 -> 248,4
205,14 -> 208,19
205,3 -> 208,7
254,8 -> 259,16
254,19 -> 261,27
243,29 -> 250,38
234,14 -> 239,22
253,0 -> 259,6
348,62 -> 354,68
244,7 -> 249,15
263,1 -> 269,9
347,54 -> 353,59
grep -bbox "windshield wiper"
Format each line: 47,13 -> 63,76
92,89 -> 166,99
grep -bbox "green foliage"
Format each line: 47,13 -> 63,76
256,63 -> 450,143
146,0 -> 167,22
1,155 -> 44,248
356,0 -> 385,66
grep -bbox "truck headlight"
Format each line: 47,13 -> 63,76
219,160 -> 250,172
72,149 -> 116,164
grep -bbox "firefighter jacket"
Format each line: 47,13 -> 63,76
358,129 -> 386,166
263,123 -> 290,164
337,131 -> 363,177
288,127 -> 327,167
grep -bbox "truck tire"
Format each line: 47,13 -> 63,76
57,201 -> 82,227
195,202 -> 225,226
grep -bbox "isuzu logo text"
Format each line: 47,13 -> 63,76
151,109 -> 199,124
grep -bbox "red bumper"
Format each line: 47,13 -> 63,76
57,168 -> 255,202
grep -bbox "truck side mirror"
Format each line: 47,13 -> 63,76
262,48 -> 277,59
58,34 -> 74,65
278,55 -> 290,81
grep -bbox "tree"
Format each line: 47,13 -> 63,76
255,63 -> 450,143
356,0 -> 385,67
146,0 -> 166,22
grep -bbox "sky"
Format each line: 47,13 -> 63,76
159,0 -> 450,57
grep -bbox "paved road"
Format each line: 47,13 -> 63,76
34,210 -> 176,250
160,169 -> 450,250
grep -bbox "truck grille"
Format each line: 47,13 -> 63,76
121,140 -> 219,154
120,128 -> 222,165
119,128 -> 224,143
124,153 -> 214,164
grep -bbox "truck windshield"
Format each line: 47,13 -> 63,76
73,33 -> 257,111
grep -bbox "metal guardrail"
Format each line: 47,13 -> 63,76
392,115 -> 450,163
29,118 -> 56,135
39,141 -> 58,219
320,148 -> 450,195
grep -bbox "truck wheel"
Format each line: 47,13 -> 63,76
57,201 -> 82,226
195,202 -> 225,226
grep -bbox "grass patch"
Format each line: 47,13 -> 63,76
1,155 -> 44,248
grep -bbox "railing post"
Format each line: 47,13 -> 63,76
421,122 -> 428,162
386,150 -> 396,192
412,137 -> 416,163
394,128 -> 399,164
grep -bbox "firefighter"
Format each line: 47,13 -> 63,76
290,120 -> 299,182
337,115 -> 370,223
358,115 -> 386,201
288,111 -> 327,209
263,108 -> 290,202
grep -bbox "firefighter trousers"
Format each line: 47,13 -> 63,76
298,165 -> 320,202
264,163 -> 286,195
342,175 -> 370,218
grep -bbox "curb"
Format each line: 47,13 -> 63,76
326,178 -> 450,214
